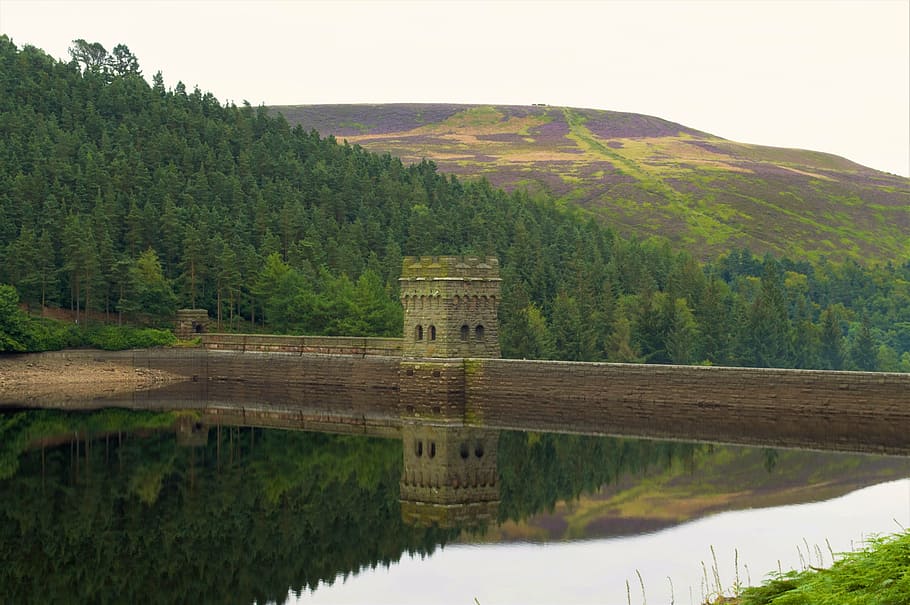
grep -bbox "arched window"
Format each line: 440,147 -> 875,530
460,324 -> 469,341
460,442 -> 469,459
474,442 -> 485,458
416,440 -> 423,457
475,324 -> 485,340
429,325 -> 436,340
416,325 -> 423,341
429,442 -> 436,458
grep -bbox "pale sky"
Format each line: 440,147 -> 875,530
2,0 -> 908,176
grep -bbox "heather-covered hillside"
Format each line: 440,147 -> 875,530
274,104 -> 910,262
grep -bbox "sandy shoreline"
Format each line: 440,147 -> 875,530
0,351 -> 186,404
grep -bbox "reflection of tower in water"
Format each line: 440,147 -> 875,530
399,423 -> 500,528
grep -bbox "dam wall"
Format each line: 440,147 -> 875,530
464,359 -> 910,455
0,348 -> 401,429
4,348 -> 909,455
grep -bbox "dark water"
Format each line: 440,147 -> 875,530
1,408 -> 908,604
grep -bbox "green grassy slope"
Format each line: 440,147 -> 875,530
273,103 -> 910,262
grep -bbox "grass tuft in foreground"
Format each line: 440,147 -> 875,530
734,531 -> 910,605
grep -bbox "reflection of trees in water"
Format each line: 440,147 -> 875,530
497,431 -> 700,522
0,411 -> 454,604
6,410 -> 842,603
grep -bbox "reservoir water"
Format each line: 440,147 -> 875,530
1,407 -> 908,604
303,480 -> 909,604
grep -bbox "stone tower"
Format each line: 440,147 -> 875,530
399,256 -> 501,358
399,424 -> 500,528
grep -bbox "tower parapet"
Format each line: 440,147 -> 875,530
399,256 -> 501,358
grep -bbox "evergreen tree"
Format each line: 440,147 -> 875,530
4,226 -> 40,309
819,306 -> 845,370
121,248 -> 178,320
0,285 -> 29,351
61,214 -> 100,322
35,229 -> 58,309
849,318 -> 877,371
551,292 -> 597,361
745,261 -> 792,368
663,297 -> 699,365
606,312 -> 642,363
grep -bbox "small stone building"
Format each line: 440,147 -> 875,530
174,309 -> 210,339
399,256 -> 501,358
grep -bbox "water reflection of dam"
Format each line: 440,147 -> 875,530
9,346 -> 907,456
172,410 -> 501,529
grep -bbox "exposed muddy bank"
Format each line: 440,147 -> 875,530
0,350 -> 188,407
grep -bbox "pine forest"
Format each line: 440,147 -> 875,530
1,36 -> 909,372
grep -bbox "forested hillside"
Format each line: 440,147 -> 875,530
1,37 -> 909,371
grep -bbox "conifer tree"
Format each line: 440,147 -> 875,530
849,319 -> 877,371
819,306 -> 845,370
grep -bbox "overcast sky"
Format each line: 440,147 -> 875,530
2,0 -> 908,176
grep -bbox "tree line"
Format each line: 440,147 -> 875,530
1,36 -> 908,371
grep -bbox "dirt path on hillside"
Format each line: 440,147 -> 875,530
0,352 -> 184,405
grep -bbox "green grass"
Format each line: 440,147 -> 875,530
737,531 -> 910,605
338,121 -> 372,134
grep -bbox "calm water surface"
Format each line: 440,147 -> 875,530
303,480 -> 909,604
1,407 -> 907,604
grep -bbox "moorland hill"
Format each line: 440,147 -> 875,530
273,104 -> 910,262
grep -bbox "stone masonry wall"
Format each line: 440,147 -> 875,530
398,359 -> 466,422
191,350 -> 401,424
201,333 -> 403,356
6,348 -> 909,455
465,359 -> 910,455
400,256 -> 501,358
